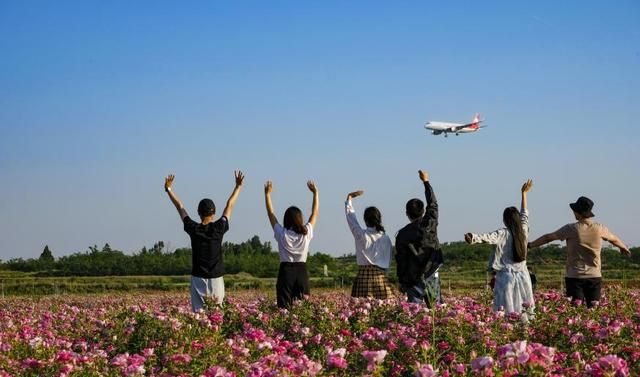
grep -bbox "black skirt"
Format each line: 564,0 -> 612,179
276,262 -> 310,308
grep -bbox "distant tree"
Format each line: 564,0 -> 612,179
39,245 -> 55,262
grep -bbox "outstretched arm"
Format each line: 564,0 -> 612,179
420,170 -> 438,222
464,230 -> 504,245
604,232 -> 632,256
528,232 -> 561,249
307,180 -> 319,228
222,170 -> 245,220
164,174 -> 188,220
264,181 -> 278,228
345,190 -> 365,238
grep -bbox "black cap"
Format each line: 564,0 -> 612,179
570,196 -> 594,218
197,198 -> 216,216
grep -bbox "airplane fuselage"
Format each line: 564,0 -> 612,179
425,122 -> 480,136
424,114 -> 485,137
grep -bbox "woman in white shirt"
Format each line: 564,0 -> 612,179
345,190 -> 394,299
464,180 -> 534,320
264,180 -> 319,308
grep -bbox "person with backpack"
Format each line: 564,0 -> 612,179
264,180 -> 319,308
528,196 -> 631,308
345,190 -> 394,299
464,179 -> 534,319
164,171 -> 244,312
395,170 -> 444,307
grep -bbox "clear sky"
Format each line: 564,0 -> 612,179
1,1 -> 639,260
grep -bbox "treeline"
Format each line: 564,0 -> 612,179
1,238 -> 638,278
0,237 -> 341,278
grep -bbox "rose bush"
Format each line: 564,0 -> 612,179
0,287 -> 637,376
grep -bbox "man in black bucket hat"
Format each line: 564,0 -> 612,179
528,196 -> 631,307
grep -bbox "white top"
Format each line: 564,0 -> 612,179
471,208 -> 529,272
345,200 -> 392,269
274,223 -> 314,262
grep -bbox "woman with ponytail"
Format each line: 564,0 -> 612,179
265,180 -> 319,308
464,180 -> 534,320
345,190 -> 394,299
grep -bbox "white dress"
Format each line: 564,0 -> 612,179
471,208 -> 534,319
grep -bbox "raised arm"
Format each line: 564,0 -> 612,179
264,181 -> 278,228
420,170 -> 438,222
345,190 -> 365,238
164,174 -> 188,220
307,180 -> 319,228
222,170 -> 244,220
521,179 -> 533,212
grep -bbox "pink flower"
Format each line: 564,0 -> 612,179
471,356 -> 494,374
169,353 -> 192,364
598,354 -> 629,377
327,348 -> 348,370
203,366 -> 236,377
362,350 -> 388,371
56,350 -> 74,363
415,363 -> 438,377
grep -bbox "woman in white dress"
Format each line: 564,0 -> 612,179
464,180 -> 534,319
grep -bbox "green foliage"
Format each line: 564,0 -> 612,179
2,239 -> 638,286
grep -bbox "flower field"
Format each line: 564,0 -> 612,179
0,288 -> 638,377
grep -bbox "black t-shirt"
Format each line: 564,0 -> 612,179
183,216 -> 229,278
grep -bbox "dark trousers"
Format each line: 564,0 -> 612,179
565,277 -> 602,308
277,262 -> 310,308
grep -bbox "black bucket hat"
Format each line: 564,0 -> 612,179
570,196 -> 594,218
197,198 -> 216,216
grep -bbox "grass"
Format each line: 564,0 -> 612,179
1,266 -> 639,296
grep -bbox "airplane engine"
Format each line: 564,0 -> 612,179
432,130 -> 442,135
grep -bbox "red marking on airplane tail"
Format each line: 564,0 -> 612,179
470,113 -> 481,129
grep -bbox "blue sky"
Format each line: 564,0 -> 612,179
1,1 -> 639,260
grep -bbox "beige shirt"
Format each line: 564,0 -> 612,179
555,220 -> 615,278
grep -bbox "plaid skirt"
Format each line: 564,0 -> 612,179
351,265 -> 394,299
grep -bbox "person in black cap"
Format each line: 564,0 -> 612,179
528,196 -> 631,307
164,171 -> 244,312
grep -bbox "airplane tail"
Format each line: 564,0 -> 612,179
470,113 -> 481,129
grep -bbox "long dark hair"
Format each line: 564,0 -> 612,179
283,206 -> 308,235
364,206 -> 385,233
503,206 -> 527,262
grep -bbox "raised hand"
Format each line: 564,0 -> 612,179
165,174 -> 175,192
347,190 -> 364,200
419,170 -> 429,182
521,179 -> 533,193
464,233 -> 473,244
234,170 -> 245,187
264,181 -> 273,195
307,180 -> 318,194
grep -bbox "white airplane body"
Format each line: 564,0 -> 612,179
425,113 -> 487,137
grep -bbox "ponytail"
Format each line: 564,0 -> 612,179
364,207 -> 385,233
503,207 -> 527,262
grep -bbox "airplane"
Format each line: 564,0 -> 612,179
425,113 -> 487,137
